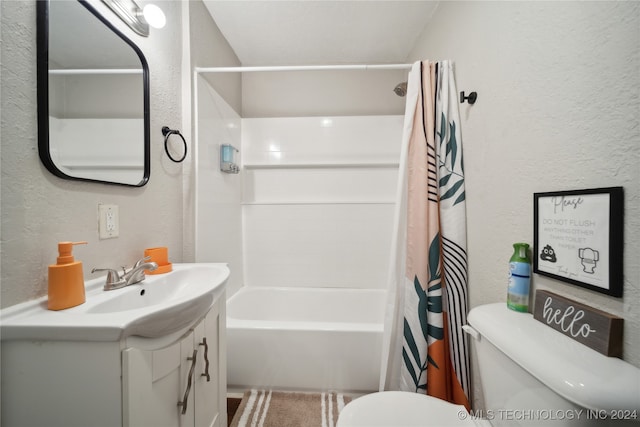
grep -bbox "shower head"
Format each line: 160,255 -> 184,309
393,82 -> 407,97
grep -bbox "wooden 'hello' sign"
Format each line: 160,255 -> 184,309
533,290 -> 623,357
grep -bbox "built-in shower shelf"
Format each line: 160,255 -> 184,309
243,161 -> 399,170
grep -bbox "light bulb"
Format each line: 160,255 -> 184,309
143,4 -> 166,29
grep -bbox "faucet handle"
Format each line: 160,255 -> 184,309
133,256 -> 152,268
91,267 -> 126,290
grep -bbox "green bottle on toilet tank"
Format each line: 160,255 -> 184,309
507,243 -> 531,312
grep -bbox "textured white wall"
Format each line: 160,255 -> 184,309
0,0 -> 184,308
409,0 -> 639,376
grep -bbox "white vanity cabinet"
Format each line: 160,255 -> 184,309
1,294 -> 226,427
123,299 -> 226,427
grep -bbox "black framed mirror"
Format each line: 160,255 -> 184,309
37,0 -> 150,187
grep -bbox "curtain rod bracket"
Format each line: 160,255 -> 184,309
460,91 -> 477,104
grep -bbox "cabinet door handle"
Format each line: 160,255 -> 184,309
177,349 -> 197,415
199,338 -> 211,382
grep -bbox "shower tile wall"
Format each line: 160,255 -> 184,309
242,116 -> 403,289
195,76 -> 244,297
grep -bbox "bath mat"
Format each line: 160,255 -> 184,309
229,389 -> 351,427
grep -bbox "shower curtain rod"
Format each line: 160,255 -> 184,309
195,64 -> 412,73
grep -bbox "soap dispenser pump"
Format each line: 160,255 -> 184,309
48,241 -> 88,311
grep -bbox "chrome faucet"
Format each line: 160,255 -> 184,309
123,256 -> 158,286
92,256 -> 158,291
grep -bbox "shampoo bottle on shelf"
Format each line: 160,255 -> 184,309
48,241 -> 87,311
507,242 -> 531,312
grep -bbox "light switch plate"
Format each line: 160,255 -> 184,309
98,204 -> 119,239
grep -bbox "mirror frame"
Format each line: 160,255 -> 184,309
37,0 -> 151,187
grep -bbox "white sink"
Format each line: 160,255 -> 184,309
0,263 -> 229,341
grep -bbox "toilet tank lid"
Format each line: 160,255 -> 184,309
467,303 -> 640,412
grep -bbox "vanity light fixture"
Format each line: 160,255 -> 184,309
101,0 -> 166,37
142,4 -> 166,29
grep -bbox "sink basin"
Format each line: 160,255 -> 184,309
0,263 -> 229,341
88,270 -> 198,313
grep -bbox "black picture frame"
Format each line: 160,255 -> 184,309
533,187 -> 623,297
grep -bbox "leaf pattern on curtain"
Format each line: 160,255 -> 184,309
399,60 -> 440,394
437,113 -> 465,206
435,60 -> 470,405
402,234 -> 444,392
398,60 -> 470,410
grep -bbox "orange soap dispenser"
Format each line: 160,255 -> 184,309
48,241 -> 88,310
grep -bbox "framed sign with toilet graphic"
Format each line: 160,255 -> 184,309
533,187 -> 623,297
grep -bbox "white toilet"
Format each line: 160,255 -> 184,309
338,303 -> 640,427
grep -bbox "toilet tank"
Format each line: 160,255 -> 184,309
467,303 -> 640,427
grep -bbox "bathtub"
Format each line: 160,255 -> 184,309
226,286 -> 386,393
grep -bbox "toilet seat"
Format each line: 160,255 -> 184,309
337,391 -> 490,427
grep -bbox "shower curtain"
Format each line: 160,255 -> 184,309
380,60 -> 470,410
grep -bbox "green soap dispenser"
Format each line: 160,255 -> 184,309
507,242 -> 531,312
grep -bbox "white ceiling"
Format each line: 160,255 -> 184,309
202,1 -> 439,66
